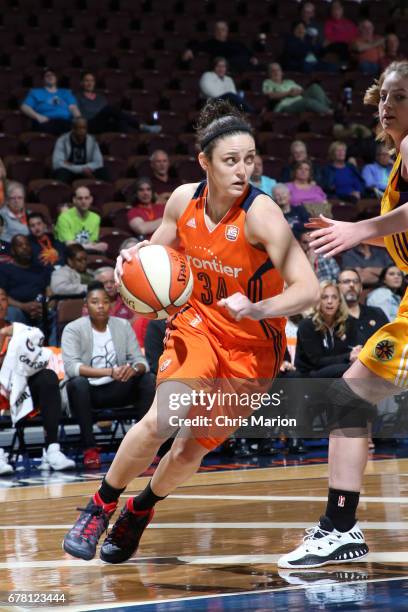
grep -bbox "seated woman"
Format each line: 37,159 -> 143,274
295,280 -> 360,378
126,178 -> 165,241
321,140 -> 365,202
61,282 -> 155,469
262,62 -> 332,114
366,265 -> 405,322
285,161 -> 328,208
0,287 -> 75,474
199,57 -> 253,113
323,0 -> 358,64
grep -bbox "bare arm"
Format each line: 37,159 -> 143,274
20,103 -> 45,122
219,197 -> 320,320
69,104 -> 81,118
129,216 -> 162,236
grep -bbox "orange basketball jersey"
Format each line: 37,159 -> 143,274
177,181 -> 286,344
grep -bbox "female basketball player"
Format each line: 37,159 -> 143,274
279,61 -> 408,569
63,100 -> 319,563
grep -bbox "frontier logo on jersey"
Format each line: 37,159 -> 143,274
225,225 -> 239,241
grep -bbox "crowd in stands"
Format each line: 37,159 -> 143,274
0,0 -> 407,471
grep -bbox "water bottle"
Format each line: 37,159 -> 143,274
343,86 -> 353,111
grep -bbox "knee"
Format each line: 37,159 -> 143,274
170,439 -> 207,466
66,376 -> 89,393
37,368 -> 59,386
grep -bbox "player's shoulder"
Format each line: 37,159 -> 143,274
245,191 -> 284,225
164,182 -> 203,218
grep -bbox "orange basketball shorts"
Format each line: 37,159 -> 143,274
156,306 -> 285,450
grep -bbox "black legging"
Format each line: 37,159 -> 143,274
28,369 -> 62,446
66,373 -> 155,448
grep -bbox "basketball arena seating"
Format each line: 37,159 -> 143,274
0,0 -> 404,458
0,0 -> 403,229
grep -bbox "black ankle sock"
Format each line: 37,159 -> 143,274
325,488 -> 360,532
98,477 -> 126,505
132,482 -> 166,512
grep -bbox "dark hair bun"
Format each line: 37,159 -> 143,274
196,99 -> 253,156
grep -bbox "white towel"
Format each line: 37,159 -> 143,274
0,323 -> 51,425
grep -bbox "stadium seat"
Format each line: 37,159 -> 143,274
0,133 -> 19,157
99,227 -> 132,259
103,157 -> 128,182
1,111 -> 31,134
101,201 -> 130,226
56,298 -> 84,341
86,253 -> 115,269
177,158 -> 205,183
99,133 -> 135,159
20,132 -> 56,158
26,202 -> 53,227
5,155 -> 45,184
28,179 -> 72,219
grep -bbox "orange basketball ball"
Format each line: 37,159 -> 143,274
119,245 -> 194,319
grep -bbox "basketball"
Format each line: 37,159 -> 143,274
119,245 -> 194,319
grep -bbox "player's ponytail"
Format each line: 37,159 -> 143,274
364,60 -> 408,151
196,99 -> 253,158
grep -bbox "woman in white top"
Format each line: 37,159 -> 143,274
367,264 -> 404,321
199,56 -> 254,113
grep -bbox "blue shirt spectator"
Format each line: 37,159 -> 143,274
362,145 -> 393,193
21,69 -> 80,135
322,141 -> 365,200
250,154 -> 277,197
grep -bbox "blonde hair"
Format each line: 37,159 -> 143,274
328,141 -> 347,163
311,281 -> 349,338
364,60 -> 408,150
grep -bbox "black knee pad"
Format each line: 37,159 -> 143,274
326,378 -> 376,433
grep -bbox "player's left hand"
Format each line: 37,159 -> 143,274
218,293 -> 258,321
305,214 -> 364,257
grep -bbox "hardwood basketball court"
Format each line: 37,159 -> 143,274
1,457 -> 408,611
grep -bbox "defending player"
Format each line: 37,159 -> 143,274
63,100 -> 319,563
279,61 -> 408,568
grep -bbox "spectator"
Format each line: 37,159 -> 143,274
199,57 -> 253,113
381,34 -> 405,71
341,243 -> 393,287
0,216 -> 11,263
298,228 -> 340,282
362,144 -> 394,194
272,183 -> 309,234
321,141 -> 365,201
300,1 -> 324,45
0,234 -> 54,338
281,21 -> 331,73
0,181 -> 29,243
286,161 -> 328,207
83,266 -> 135,322
28,212 -> 65,270
62,283 -> 155,468
21,68 -> 80,135
182,20 -> 258,73
50,243 -> 92,297
54,186 -> 108,253
250,154 -> 277,196
338,267 -> 388,343
280,140 -> 323,185
323,1 -> 358,63
295,280 -> 360,377
351,20 -> 385,75
0,158 -> 6,207
367,265 -> 404,321
149,150 -> 180,203
0,289 -> 75,474
52,118 -> 109,184
126,178 -> 165,240
76,71 -> 161,135
119,237 -> 139,251
262,62 -> 332,114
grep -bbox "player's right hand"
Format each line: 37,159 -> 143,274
114,240 -> 150,283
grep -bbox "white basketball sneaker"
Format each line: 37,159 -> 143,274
0,448 -> 14,475
278,515 -> 369,569
39,443 -> 76,471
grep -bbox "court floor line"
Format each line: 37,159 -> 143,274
160,494 -> 408,503
1,521 -> 407,530
44,575 -> 408,612
1,551 -> 408,569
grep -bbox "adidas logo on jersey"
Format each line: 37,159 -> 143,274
186,218 -> 196,228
